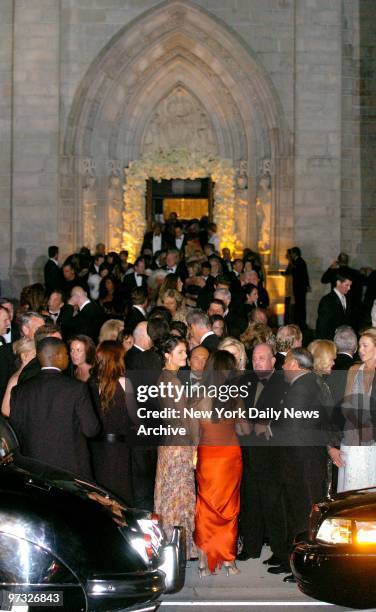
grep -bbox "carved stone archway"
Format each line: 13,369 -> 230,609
63,0 -> 291,264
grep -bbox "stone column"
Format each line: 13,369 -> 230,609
0,1 -> 13,294
293,0 -> 343,325
107,160 -> 123,253
11,0 -> 60,291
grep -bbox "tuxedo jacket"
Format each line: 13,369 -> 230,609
225,309 -> 247,339
141,231 -> 169,254
316,290 -> 351,340
200,332 -> 220,352
292,256 -> 310,295
273,372 -> 330,448
162,262 -> 188,281
0,343 -> 17,403
121,272 -> 148,298
168,235 -> 188,253
44,259 -> 63,293
124,306 -> 146,333
60,301 -> 105,343
10,370 -> 100,479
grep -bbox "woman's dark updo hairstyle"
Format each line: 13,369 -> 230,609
159,334 -> 186,366
202,350 -> 237,422
170,320 -> 188,339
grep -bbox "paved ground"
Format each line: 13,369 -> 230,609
159,546 -> 352,612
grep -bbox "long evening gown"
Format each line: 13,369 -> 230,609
194,419 -> 242,573
337,364 -> 376,492
154,370 -> 196,558
90,379 -> 134,505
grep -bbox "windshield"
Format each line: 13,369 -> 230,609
0,416 -> 19,461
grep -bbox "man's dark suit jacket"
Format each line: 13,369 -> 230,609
142,232 -> 168,254
273,372 -> 330,448
168,235 -> 188,253
124,306 -> 146,333
327,353 -> 354,421
200,332 -> 219,353
44,259 -> 63,294
292,256 -> 310,295
60,301 -> 104,343
125,346 -> 161,371
9,370 -> 100,479
0,343 -> 17,403
321,265 -> 362,305
121,273 -> 148,298
18,357 -> 41,385
316,291 -> 351,340
225,308 -> 247,339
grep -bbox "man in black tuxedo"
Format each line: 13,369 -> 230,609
46,290 -> 70,327
0,311 -> 45,404
18,322 -> 63,385
9,337 -> 99,479
0,304 -> 11,347
0,298 -> 20,345
141,222 -> 168,255
125,320 -> 160,510
61,262 -> 87,297
316,273 -> 352,340
162,250 -> 188,281
60,286 -> 104,343
186,309 -> 219,352
271,348 -> 329,581
238,343 -> 288,562
44,245 -> 63,294
321,253 -> 362,327
214,287 -> 247,338
290,247 -> 310,330
125,321 -> 154,369
274,324 -> 303,370
124,287 -> 148,333
121,257 -> 148,300
168,223 -> 187,253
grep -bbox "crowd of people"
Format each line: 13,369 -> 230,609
0,212 -> 376,583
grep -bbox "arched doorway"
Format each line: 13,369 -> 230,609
63,0 -> 291,266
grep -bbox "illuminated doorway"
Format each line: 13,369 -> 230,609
146,178 -> 213,226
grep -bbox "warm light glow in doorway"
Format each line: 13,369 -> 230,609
163,198 -> 208,220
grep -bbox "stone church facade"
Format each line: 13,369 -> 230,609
0,0 -> 374,324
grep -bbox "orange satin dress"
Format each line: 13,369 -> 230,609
193,420 -> 242,573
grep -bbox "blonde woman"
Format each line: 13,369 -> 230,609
308,340 -> 337,376
2,339 -> 36,417
98,319 -> 124,343
160,289 -> 187,323
218,337 -> 247,370
329,329 -> 376,492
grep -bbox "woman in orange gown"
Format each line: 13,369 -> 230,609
193,350 -> 251,576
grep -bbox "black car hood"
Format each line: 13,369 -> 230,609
323,488 -> 376,519
0,452 -> 149,577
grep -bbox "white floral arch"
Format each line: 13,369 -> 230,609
122,148 -> 239,261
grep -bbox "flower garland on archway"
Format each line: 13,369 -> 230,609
122,148 -> 238,261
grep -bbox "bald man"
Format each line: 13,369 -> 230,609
60,285 -> 104,342
10,337 -> 99,479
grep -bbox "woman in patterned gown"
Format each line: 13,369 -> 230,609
154,335 -> 196,559
329,329 -> 376,492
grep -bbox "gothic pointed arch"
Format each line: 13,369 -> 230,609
62,0 -> 291,264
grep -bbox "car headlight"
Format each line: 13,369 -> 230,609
316,518 -> 352,544
355,521 -> 376,544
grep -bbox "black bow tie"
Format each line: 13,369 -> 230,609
167,268 -> 174,272
135,273 -> 142,278
49,311 -> 59,316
